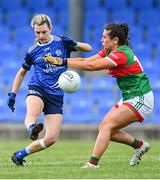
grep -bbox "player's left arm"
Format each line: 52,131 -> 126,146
60,35 -> 92,52
75,42 -> 92,52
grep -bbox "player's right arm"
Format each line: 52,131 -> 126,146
82,49 -> 110,62
8,52 -> 33,112
11,67 -> 27,94
84,54 -> 101,61
66,49 -> 106,62
71,48 -> 107,61
11,52 -> 33,93
8,67 -> 27,112
66,49 -> 105,62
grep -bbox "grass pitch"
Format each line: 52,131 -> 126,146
0,140 -> 159,179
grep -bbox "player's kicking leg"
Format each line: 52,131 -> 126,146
11,123 -> 45,166
24,95 -> 44,140
28,123 -> 44,140
11,114 -> 62,166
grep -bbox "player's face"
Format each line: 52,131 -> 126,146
101,29 -> 116,50
34,23 -> 51,44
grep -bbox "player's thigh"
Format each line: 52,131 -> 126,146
26,95 -> 44,118
98,106 -> 116,130
100,105 -> 138,131
44,114 -> 63,141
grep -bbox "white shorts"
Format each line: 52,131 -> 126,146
114,91 -> 154,122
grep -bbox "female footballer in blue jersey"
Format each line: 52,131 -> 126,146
7,14 -> 92,166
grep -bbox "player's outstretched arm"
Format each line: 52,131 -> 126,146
43,55 -> 115,71
60,35 -> 92,52
43,54 -> 100,64
75,42 -> 92,52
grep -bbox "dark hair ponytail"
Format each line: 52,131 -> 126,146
120,23 -> 130,46
105,23 -> 131,47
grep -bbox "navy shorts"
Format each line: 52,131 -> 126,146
27,85 -> 63,115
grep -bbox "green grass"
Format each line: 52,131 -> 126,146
0,140 -> 159,179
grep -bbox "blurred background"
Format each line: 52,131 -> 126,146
0,0 -> 159,139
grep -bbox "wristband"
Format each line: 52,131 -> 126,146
63,58 -> 68,66
8,92 -> 16,97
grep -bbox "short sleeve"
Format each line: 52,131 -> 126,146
98,49 -> 106,57
60,37 -> 77,54
63,41 -> 77,58
67,45 -> 77,52
106,51 -> 127,66
22,53 -> 33,71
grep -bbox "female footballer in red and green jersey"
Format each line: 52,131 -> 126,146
44,23 -> 154,168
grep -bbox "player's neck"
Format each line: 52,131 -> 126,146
111,44 -> 119,51
47,35 -> 53,43
38,35 -> 53,45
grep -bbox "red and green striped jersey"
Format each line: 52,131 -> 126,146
98,45 -> 152,100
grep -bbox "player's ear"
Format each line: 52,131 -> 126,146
113,37 -> 118,44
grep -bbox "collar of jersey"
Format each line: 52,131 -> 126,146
37,35 -> 53,46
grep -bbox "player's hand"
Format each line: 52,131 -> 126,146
43,56 -> 64,65
60,35 -> 77,47
7,92 -> 16,112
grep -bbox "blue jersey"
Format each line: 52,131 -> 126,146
22,35 -> 76,95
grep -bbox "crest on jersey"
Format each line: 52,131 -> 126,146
56,49 -> 62,56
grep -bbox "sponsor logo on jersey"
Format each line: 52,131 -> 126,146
110,52 -> 119,59
45,52 -> 52,57
44,63 -> 64,73
44,47 -> 50,52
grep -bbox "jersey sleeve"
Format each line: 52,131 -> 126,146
98,49 -> 106,57
60,37 -> 77,53
106,51 -> 127,66
22,53 -> 33,71
67,45 -> 77,52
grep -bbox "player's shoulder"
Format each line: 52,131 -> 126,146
27,35 -> 63,54
117,45 -> 133,55
98,49 -> 111,57
116,45 -> 134,65
52,35 -> 62,42
28,43 -> 39,54
115,45 -> 134,59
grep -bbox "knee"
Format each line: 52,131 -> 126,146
26,111 -> 40,120
43,137 -> 57,147
99,121 -> 115,133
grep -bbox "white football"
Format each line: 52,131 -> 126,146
58,70 -> 81,93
